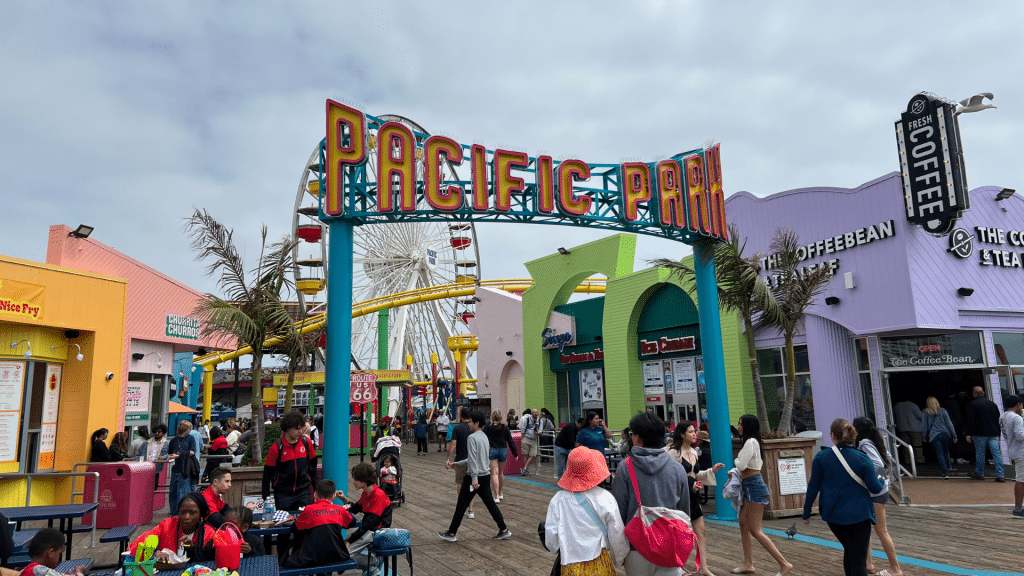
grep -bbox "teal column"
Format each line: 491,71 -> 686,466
377,308 -> 389,421
693,239 -> 735,520
323,219 -> 353,487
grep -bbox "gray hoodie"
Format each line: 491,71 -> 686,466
999,410 -> 1024,461
611,446 -> 691,524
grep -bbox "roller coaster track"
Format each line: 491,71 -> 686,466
194,278 -> 606,368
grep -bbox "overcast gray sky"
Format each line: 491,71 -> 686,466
2,1 -> 1021,297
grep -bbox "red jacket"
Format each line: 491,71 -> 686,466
128,517 -> 216,559
210,437 -> 228,453
286,499 -> 354,567
262,436 -> 318,500
202,486 -> 227,515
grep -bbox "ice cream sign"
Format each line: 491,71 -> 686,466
541,328 -> 575,351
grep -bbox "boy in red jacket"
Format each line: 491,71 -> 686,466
19,529 -> 87,576
284,479 -> 355,568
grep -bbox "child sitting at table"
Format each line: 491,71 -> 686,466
222,508 -> 265,558
19,529 -> 89,576
284,479 -> 355,568
336,462 -> 392,556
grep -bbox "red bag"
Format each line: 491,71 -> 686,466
622,457 -> 699,568
213,522 -> 243,570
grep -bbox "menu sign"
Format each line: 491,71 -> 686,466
672,358 -> 697,395
0,361 -> 24,464
125,381 -> 151,414
37,364 -> 61,470
642,361 -> 664,395
880,333 -> 984,369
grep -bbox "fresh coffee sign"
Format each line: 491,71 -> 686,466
894,93 -> 969,236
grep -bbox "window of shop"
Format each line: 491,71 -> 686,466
855,338 -> 876,423
993,332 -> 1024,398
756,344 -> 814,431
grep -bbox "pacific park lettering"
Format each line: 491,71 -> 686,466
324,101 -> 728,241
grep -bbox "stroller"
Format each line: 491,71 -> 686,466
373,435 -> 405,507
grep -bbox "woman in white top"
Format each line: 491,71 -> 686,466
225,423 -> 241,454
667,422 -> 725,576
544,447 -> 629,576
733,415 -> 792,576
854,417 -> 903,576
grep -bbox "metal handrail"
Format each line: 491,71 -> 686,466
0,471 -> 100,547
537,430 -> 557,478
878,429 -> 914,505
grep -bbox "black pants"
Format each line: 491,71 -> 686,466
827,520 -> 872,576
447,474 -> 506,535
274,491 -> 312,565
416,437 -> 428,454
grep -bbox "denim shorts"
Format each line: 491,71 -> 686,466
741,474 -> 770,505
489,447 -> 508,463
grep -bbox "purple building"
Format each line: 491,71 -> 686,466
726,172 -> 1022,464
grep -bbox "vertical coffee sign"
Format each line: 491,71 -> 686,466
894,93 -> 969,236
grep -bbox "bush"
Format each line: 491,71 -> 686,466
242,423 -> 281,466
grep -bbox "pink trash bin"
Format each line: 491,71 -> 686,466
84,461 -> 155,528
503,431 -> 526,475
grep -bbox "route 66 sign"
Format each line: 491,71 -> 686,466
350,371 -> 378,403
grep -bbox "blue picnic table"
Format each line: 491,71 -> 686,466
0,504 -> 98,560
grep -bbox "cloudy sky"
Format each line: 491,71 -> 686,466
2,1 -> 1021,298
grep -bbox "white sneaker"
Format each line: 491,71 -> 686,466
467,510 -> 475,519
494,498 -> 500,503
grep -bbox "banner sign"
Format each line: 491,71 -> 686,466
125,381 -> 151,413
37,364 -> 61,470
895,93 -> 969,236
0,279 -> 44,320
580,368 -> 604,408
880,333 -> 984,369
321,101 -> 729,245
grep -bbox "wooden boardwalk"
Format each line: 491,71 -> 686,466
41,447 -> 1024,575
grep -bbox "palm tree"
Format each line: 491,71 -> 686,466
186,209 -> 298,465
766,228 -> 831,435
651,223 -> 780,427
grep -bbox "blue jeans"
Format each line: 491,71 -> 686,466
931,433 -> 951,474
555,446 -> 570,478
169,469 -> 193,514
974,435 -> 1004,478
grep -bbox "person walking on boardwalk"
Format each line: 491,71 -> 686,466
519,408 -> 542,475
610,411 -> 690,576
803,419 -> 886,576
483,410 -> 518,502
544,446 -> 629,575
732,414 -> 793,576
966,386 -> 1005,482
922,396 -> 957,479
854,417 -> 903,576
438,412 -> 512,542
999,394 -> 1024,517
666,421 -> 724,576
446,407 -> 475,519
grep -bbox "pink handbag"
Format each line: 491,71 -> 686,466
622,457 -> 699,568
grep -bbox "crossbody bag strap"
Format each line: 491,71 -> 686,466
573,492 -> 609,544
625,457 -> 643,506
831,446 -> 867,489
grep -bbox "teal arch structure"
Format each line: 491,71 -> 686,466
316,101 -> 734,516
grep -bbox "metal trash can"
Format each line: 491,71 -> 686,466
84,461 -> 155,528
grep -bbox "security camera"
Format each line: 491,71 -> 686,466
105,372 -> 115,381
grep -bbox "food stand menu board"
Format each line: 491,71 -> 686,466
672,358 -> 697,394
37,364 -> 61,470
0,361 -> 24,464
642,361 -> 664,395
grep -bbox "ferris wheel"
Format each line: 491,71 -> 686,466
291,114 -> 481,391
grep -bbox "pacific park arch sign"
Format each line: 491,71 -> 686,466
317,100 -> 733,496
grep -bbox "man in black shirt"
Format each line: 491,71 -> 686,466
446,408 -> 475,518
966,386 -> 1005,481
554,417 -> 585,479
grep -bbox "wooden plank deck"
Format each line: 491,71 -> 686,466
32,446 -> 1023,575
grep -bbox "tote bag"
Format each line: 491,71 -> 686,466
622,458 -> 699,568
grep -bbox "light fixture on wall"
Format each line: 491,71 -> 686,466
132,351 -> 163,368
995,188 -> 1016,201
957,287 -> 974,297
51,343 -> 84,361
557,247 -> 571,255
824,296 -> 841,306
10,340 -> 31,359
68,224 -> 94,238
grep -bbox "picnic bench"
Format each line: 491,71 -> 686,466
97,524 -> 139,569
